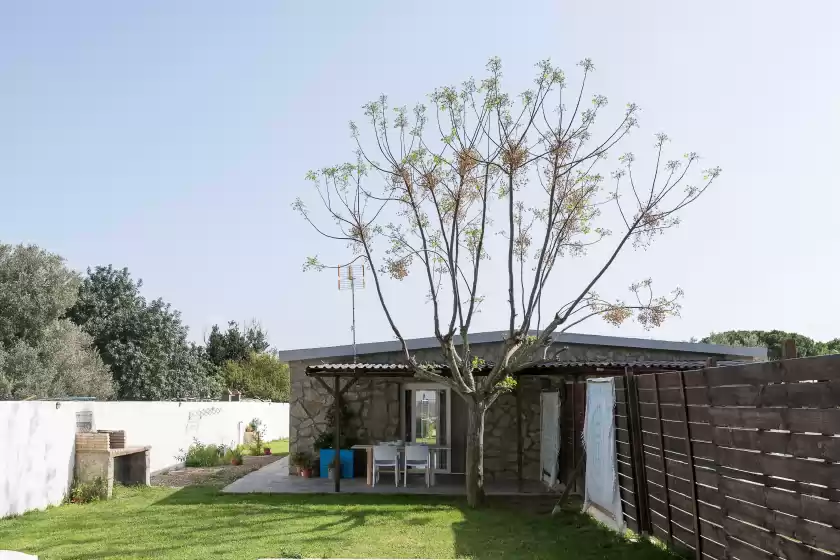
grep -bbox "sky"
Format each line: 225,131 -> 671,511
2,1 -> 838,352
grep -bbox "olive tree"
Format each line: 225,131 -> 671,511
295,57 -> 720,507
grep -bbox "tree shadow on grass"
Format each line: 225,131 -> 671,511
452,498 -> 675,560
151,487 -> 674,560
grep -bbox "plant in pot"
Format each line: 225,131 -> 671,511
225,446 -> 244,466
290,451 -> 313,478
313,398 -> 358,480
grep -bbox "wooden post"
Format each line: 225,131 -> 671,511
651,371 -> 672,543
333,375 -> 341,493
515,383 -> 523,492
677,370 -> 702,560
624,367 -> 651,535
571,376 -> 577,493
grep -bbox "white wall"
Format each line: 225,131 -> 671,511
0,400 -> 289,518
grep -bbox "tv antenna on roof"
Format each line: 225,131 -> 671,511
338,263 -> 365,363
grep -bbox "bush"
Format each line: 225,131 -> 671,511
69,477 -> 107,503
177,439 -> 225,467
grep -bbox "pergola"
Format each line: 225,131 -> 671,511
305,359 -> 735,492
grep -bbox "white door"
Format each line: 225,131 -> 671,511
540,391 -> 561,487
402,383 -> 452,473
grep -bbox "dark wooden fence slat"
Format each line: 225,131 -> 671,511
713,427 -> 840,462
720,477 -> 840,539
641,416 -> 713,441
723,515 -> 830,560
715,446 -> 840,489
640,402 -> 711,423
643,380 -> 840,408
706,355 -> 840,386
642,431 -> 716,461
710,406 -> 840,435
724,536 -> 775,560
723,495 -> 840,553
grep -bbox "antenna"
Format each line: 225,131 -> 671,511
338,263 -> 365,363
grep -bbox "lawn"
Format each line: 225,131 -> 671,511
0,485 -> 672,560
242,437 -> 289,456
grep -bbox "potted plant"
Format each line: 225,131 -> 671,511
244,418 -> 260,445
290,451 -> 313,477
313,398 -> 358,480
263,445 -> 272,455
226,446 -> 244,466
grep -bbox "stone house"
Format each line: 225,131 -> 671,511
278,330 -> 765,483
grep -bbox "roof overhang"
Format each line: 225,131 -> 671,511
304,359 -> 748,378
280,330 -> 767,363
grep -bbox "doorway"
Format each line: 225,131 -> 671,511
402,384 -> 452,473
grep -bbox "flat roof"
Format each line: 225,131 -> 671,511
276,330 -> 767,362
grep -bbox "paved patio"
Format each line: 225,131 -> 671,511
222,456 -> 558,496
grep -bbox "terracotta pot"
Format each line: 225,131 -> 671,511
231,458 -> 242,466
264,447 -> 271,455
301,468 -> 312,478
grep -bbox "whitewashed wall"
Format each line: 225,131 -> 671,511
0,400 -> 289,518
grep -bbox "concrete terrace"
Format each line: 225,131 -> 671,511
223,456 -> 557,496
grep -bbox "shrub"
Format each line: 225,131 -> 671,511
69,477 -> 107,503
177,439 -> 224,467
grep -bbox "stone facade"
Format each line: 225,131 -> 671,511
290,370 -> 402,455
287,337 -> 753,481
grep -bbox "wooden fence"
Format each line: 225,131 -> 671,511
615,354 -> 840,559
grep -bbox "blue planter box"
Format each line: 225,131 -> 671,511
319,449 -> 354,479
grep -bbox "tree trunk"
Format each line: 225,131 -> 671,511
465,400 -> 486,508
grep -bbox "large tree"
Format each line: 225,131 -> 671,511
296,57 -> 719,506
68,265 -> 221,400
205,320 -> 270,367
222,350 -> 290,402
702,330 -> 840,359
0,243 -> 114,399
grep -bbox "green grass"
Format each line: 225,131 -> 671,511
265,438 -> 289,455
0,485 -> 672,560
242,438 -> 289,457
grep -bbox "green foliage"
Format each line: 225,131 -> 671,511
223,445 -> 245,465
68,477 -> 107,503
67,265 -> 221,400
702,330 -> 840,360
222,351 -> 290,401
313,397 -> 358,450
245,417 -> 266,454
494,375 -> 518,393
0,243 -> 114,399
177,440 -> 225,467
289,451 -> 312,469
206,321 -> 269,367
246,417 -> 262,433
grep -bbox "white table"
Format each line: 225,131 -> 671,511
351,444 -> 451,486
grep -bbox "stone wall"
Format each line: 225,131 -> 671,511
289,367 -> 401,456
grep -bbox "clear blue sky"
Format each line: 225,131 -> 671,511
2,1 -> 838,351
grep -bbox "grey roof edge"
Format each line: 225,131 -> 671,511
277,330 -> 767,362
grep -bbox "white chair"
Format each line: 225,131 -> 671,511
403,444 -> 430,487
372,444 -> 400,487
